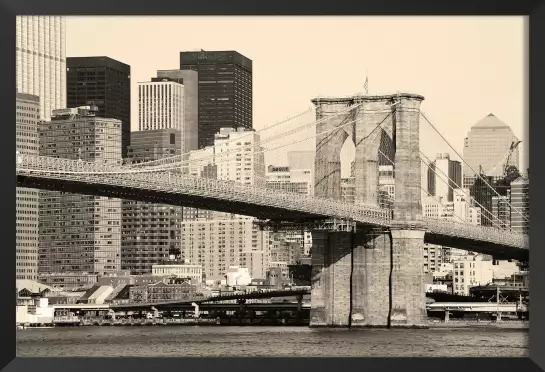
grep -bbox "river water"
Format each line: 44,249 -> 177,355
16,326 -> 528,357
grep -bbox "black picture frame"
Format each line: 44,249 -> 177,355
2,0 -> 543,371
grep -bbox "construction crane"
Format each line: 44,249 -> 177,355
485,140 -> 522,177
503,140 -> 522,177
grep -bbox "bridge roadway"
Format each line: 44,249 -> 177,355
16,155 -> 529,260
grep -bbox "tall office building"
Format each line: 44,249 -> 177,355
38,106 -> 122,275
189,127 -> 265,187
180,50 -> 252,148
423,188 -> 481,226
138,78 -> 185,133
181,127 -> 268,278
122,129 -> 184,275
184,127 -> 265,221
66,57 -> 131,157
427,153 -> 462,202
462,114 -> 520,189
510,176 -> 529,235
16,16 -> 66,120
181,216 -> 269,280
157,69 -> 199,152
492,193 -> 511,230
16,93 -> 40,280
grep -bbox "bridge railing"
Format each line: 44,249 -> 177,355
16,155 -> 529,250
423,217 -> 528,249
17,155 -> 392,226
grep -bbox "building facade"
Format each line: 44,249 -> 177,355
138,78 -> 185,135
187,127 -> 265,187
16,16 -> 66,121
16,93 -> 41,280
427,153 -> 462,202
129,279 -> 197,303
265,152 -> 314,258
180,217 -> 270,280
462,113 -> 520,189
378,165 -> 395,208
38,106 -> 122,275
423,244 -> 445,274
156,69 -> 199,153
423,188 -> 481,225
181,127 -> 269,279
452,255 -> 519,296
121,129 -> 184,275
510,176 -> 529,234
152,262 -> 203,283
180,50 -> 253,148
492,193 -> 511,230
66,57 -> 131,157
265,165 -> 313,195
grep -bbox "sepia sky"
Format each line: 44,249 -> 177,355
65,16 -> 528,175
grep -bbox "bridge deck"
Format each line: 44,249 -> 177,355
16,155 -> 529,258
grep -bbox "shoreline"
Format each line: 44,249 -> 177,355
427,321 -> 529,329
17,320 -> 529,330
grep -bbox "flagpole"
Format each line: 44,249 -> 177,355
363,71 -> 369,96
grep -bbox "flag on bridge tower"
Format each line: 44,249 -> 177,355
364,76 -> 369,95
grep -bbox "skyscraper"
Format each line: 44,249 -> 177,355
180,50 -> 252,148
492,193 -> 511,230
16,16 -> 66,120
181,127 -> 269,279
138,78 -> 185,133
16,93 -> 40,280
38,106 -> 122,275
510,176 -> 529,235
427,153 -> 462,202
66,56 -> 131,157
462,113 -> 520,188
157,69 -> 199,153
463,114 -> 520,227
122,129 -> 184,275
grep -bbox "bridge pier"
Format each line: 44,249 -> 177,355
310,230 -> 352,327
389,225 -> 427,327
310,227 -> 426,328
311,93 -> 428,328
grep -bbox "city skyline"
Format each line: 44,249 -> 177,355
65,16 -> 528,173
15,15 -> 531,352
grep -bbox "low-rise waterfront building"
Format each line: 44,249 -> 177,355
152,261 -> 203,283
452,255 -> 520,295
128,278 -> 198,303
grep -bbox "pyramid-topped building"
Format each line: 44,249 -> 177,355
472,113 -> 510,129
463,113 -> 520,182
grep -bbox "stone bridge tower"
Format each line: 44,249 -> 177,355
310,93 -> 427,328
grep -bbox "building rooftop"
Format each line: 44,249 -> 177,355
67,56 -> 130,71
511,176 -> 529,185
153,260 -> 201,267
472,113 -> 510,129
16,279 -> 55,294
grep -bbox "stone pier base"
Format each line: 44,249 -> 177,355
310,228 -> 427,328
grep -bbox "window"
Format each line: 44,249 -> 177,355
170,133 -> 175,145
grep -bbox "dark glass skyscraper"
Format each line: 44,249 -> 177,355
180,50 -> 252,149
66,56 -> 131,157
